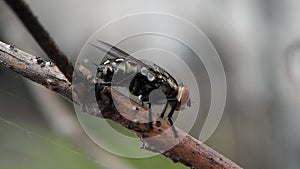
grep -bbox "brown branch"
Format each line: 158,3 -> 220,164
0,41 -> 242,169
0,41 -> 72,99
4,0 -> 74,82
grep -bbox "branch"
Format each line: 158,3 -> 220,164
0,41 -> 242,169
4,0 -> 74,82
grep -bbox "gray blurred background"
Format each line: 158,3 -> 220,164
1,0 -> 300,169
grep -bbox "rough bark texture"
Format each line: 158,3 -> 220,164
0,41 -> 242,169
0,41 -> 72,99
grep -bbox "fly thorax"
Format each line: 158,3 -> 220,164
103,65 -> 113,76
167,78 -> 178,89
123,61 -> 139,74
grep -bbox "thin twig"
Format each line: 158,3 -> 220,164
4,0 -> 74,82
0,41 -> 242,169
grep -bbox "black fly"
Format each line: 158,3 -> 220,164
91,40 -> 191,137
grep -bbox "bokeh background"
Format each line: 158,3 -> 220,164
1,1 -> 300,169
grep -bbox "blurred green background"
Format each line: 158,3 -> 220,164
1,0 -> 300,169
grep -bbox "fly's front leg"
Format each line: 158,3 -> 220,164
167,101 -> 179,137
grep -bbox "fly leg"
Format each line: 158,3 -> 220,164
95,81 -> 112,105
100,82 -> 112,86
167,102 -> 179,137
148,103 -> 153,129
154,103 -> 168,128
160,103 -> 168,118
138,95 -> 144,106
95,82 -> 104,103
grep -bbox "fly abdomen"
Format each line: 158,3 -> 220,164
99,59 -> 143,87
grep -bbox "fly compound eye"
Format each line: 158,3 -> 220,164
176,86 -> 191,110
141,67 -> 148,76
180,87 -> 190,106
147,72 -> 155,81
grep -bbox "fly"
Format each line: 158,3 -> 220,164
91,40 -> 191,137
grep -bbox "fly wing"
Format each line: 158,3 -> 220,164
90,40 -> 178,87
88,41 -> 125,63
89,40 -> 152,69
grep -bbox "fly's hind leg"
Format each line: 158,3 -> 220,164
100,82 -> 112,86
160,103 -> 168,118
147,103 -> 153,129
155,103 -> 168,127
94,81 -> 112,106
